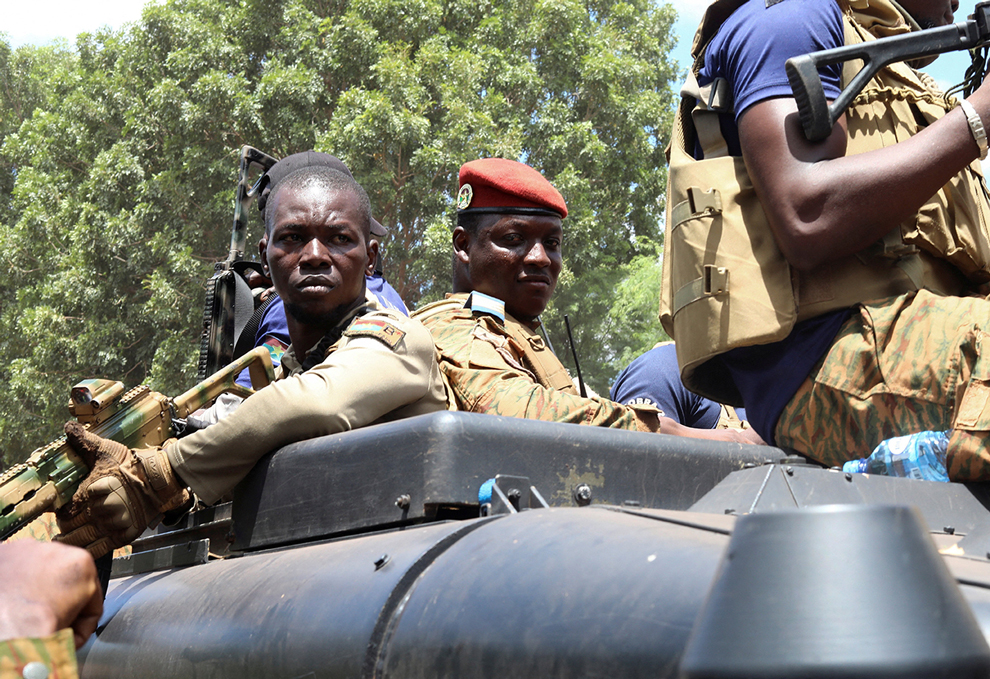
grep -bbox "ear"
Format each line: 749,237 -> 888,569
365,237 -> 380,276
452,226 -> 471,265
259,236 -> 269,274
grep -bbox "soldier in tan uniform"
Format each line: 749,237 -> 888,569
54,166 -> 447,557
415,158 -> 763,443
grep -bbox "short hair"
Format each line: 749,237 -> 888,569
264,167 -> 372,237
455,210 -> 499,236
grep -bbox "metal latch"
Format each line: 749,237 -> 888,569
479,475 -> 550,517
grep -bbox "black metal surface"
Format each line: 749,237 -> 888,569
690,462 -> 990,539
81,507 -> 731,679
230,411 -> 777,551
680,505 -> 990,679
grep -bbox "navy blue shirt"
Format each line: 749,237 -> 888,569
611,344 -> 725,428
697,0 -> 848,444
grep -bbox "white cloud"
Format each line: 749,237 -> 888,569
4,0 -> 155,47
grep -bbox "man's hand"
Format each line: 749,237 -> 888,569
0,541 -> 103,649
56,422 -> 191,558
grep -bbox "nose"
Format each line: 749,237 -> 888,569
299,237 -> 332,268
524,241 -> 551,267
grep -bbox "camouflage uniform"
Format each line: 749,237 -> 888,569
414,293 -> 659,432
167,293 -> 448,504
0,629 -> 77,679
776,290 -> 990,480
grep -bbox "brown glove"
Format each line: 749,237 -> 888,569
55,422 -> 191,558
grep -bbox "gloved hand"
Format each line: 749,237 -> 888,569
55,422 -> 191,558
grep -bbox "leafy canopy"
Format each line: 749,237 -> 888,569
0,0 -> 677,465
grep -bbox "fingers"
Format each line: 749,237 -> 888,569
71,583 -> 104,649
64,421 -> 99,468
0,541 -> 103,645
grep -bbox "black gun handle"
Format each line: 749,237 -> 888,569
786,55 -> 833,142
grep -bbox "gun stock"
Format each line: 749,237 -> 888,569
786,1 -> 990,141
0,347 -> 274,541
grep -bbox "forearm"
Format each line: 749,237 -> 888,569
741,96 -> 984,271
168,336 -> 436,503
447,364 -> 657,431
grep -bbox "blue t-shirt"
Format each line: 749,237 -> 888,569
611,344 -> 725,428
697,0 -> 843,156
697,0 -> 848,444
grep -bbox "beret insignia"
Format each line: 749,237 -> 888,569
457,183 -> 474,210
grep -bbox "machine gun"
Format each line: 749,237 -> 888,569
0,347 -> 274,541
787,0 -> 990,142
198,146 -> 278,380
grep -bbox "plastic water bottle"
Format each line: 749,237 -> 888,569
842,431 -> 950,482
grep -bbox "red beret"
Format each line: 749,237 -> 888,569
457,158 -> 567,219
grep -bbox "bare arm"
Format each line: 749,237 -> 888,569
739,85 -> 990,271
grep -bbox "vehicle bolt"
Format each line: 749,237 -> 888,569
507,488 -> 522,500
374,554 -> 390,571
944,526 -> 955,535
572,483 -> 592,506
786,466 -> 794,476
724,508 -> 735,515
743,462 -> 756,469
395,494 -> 411,510
845,473 -> 853,481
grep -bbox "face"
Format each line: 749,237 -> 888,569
899,0 -> 957,28
455,213 -> 563,325
261,183 -> 377,331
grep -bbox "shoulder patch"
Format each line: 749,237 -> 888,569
344,318 -> 406,349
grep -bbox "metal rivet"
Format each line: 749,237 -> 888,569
22,662 -> 49,679
374,554 -> 390,571
394,494 -> 411,510
724,508 -> 735,515
743,462 -> 756,469
944,526 -> 956,535
572,483 -> 592,506
785,466 -> 794,476
845,473 -> 853,481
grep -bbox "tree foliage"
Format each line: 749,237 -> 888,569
0,0 -> 678,465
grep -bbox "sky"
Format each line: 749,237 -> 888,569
6,0 -> 977,93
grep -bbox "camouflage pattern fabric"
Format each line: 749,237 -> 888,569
0,629 -> 78,679
416,300 -> 658,432
776,290 -> 990,481
7,513 -> 132,559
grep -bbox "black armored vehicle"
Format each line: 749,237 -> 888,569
80,411 -> 990,678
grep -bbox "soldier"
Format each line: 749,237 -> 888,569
56,166 -> 448,557
0,540 -> 101,679
414,158 -> 762,443
661,0 -> 990,478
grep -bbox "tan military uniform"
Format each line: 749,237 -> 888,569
0,629 -> 78,679
414,293 -> 659,432
167,295 -> 448,504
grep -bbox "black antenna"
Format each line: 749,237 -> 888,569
564,315 -> 587,398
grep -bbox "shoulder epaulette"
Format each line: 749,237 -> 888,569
344,316 -> 406,350
465,292 -> 505,321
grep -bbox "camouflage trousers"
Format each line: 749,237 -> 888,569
775,290 -> 990,481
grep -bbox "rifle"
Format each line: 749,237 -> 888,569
198,145 -> 278,379
786,0 -> 990,142
0,347 -> 275,541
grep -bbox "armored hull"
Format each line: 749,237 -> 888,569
79,412 -> 990,678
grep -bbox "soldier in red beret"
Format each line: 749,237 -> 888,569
414,158 -> 763,441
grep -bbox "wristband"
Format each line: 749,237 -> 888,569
960,99 -> 988,161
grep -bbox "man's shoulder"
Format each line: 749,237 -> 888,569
344,307 -> 431,352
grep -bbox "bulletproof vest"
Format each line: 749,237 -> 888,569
659,0 -> 990,405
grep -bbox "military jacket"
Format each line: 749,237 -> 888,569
0,629 -> 77,679
414,293 -> 659,432
167,294 -> 448,504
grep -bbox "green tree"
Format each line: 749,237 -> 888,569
0,0 -> 678,466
